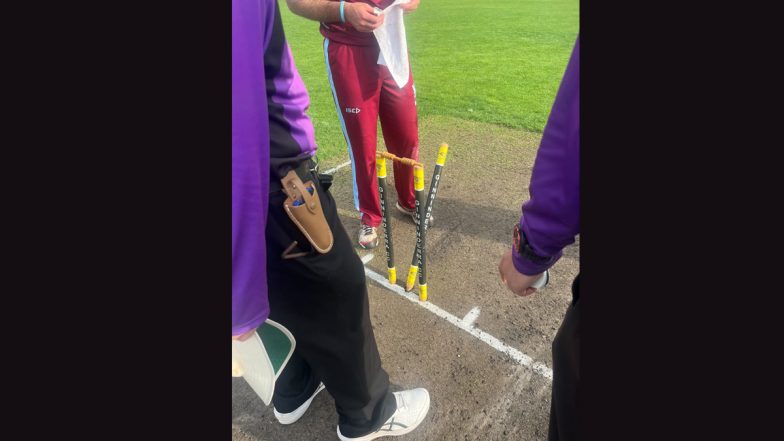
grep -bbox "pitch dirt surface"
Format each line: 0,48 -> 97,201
233,116 -> 579,440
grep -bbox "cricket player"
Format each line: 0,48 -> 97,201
285,0 -> 428,249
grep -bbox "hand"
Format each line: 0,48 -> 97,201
498,250 -> 544,297
345,2 -> 385,32
232,328 -> 257,341
400,0 -> 420,13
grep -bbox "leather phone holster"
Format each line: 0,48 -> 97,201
281,170 -> 333,254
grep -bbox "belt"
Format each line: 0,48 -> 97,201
269,159 -> 318,194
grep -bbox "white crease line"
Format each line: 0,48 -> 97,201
322,160 -> 352,175
462,307 -> 481,327
363,266 -> 553,381
360,253 -> 374,264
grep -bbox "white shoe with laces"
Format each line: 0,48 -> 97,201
336,388 -> 431,441
273,382 -> 325,425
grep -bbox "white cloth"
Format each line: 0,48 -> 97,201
373,0 -> 411,88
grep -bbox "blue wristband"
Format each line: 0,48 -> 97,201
340,1 -> 346,23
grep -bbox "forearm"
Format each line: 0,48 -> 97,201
286,0 -> 342,23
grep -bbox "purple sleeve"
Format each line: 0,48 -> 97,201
269,42 -> 317,159
265,10 -> 318,179
232,0 -> 274,335
513,36 -> 580,276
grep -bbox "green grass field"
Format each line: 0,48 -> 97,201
279,0 -> 579,161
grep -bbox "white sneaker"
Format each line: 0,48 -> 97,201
358,223 -> 379,249
273,382 -> 326,425
395,202 -> 434,227
336,388 -> 430,441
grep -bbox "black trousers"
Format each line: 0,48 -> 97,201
549,274 -> 580,441
265,171 -> 396,437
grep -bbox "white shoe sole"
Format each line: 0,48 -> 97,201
335,390 -> 430,441
273,383 -> 325,425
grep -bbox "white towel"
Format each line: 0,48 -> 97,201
373,0 -> 411,88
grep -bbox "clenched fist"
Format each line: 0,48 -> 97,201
345,2 -> 385,32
